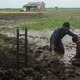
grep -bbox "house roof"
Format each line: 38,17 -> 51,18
23,2 -> 45,7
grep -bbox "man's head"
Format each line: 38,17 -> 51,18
61,22 -> 71,33
72,36 -> 78,43
61,22 -> 71,29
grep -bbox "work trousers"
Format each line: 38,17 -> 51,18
50,37 -> 64,53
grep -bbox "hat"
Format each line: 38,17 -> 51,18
61,22 -> 71,29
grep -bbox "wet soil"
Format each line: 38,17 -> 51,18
0,13 -> 47,21
0,12 -> 80,80
0,33 -> 65,80
0,29 -> 80,80
0,11 -> 80,17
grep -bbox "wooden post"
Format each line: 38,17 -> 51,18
25,28 -> 27,68
17,29 -> 19,68
17,28 -> 28,68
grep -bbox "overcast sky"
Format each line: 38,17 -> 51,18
0,0 -> 80,8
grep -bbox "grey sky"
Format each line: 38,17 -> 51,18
0,0 -> 80,8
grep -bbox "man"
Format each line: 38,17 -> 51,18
70,36 -> 80,62
50,22 -> 78,56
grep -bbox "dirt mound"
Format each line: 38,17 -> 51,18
0,33 -> 80,80
0,33 -> 65,80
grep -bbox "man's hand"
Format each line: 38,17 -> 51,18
78,36 -> 80,41
51,43 -> 55,56
69,58 -> 73,62
51,50 -> 55,56
69,57 -> 75,62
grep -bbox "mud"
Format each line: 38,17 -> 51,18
0,33 -> 65,80
0,13 -> 47,21
0,29 -> 80,80
0,12 -> 80,80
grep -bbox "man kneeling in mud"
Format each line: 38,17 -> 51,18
50,22 -> 78,56
70,36 -> 80,66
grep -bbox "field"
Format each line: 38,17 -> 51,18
0,8 -> 80,80
0,8 -> 80,30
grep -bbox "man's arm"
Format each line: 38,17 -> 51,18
70,41 -> 80,62
70,53 -> 79,62
68,30 -> 78,37
69,56 -> 75,62
75,42 -> 80,58
51,43 -> 55,56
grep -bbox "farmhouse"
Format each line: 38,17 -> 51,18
23,2 -> 45,11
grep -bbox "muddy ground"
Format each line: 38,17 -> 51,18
0,13 -> 80,80
0,29 -> 80,80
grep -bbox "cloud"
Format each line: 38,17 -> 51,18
0,0 -> 80,8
